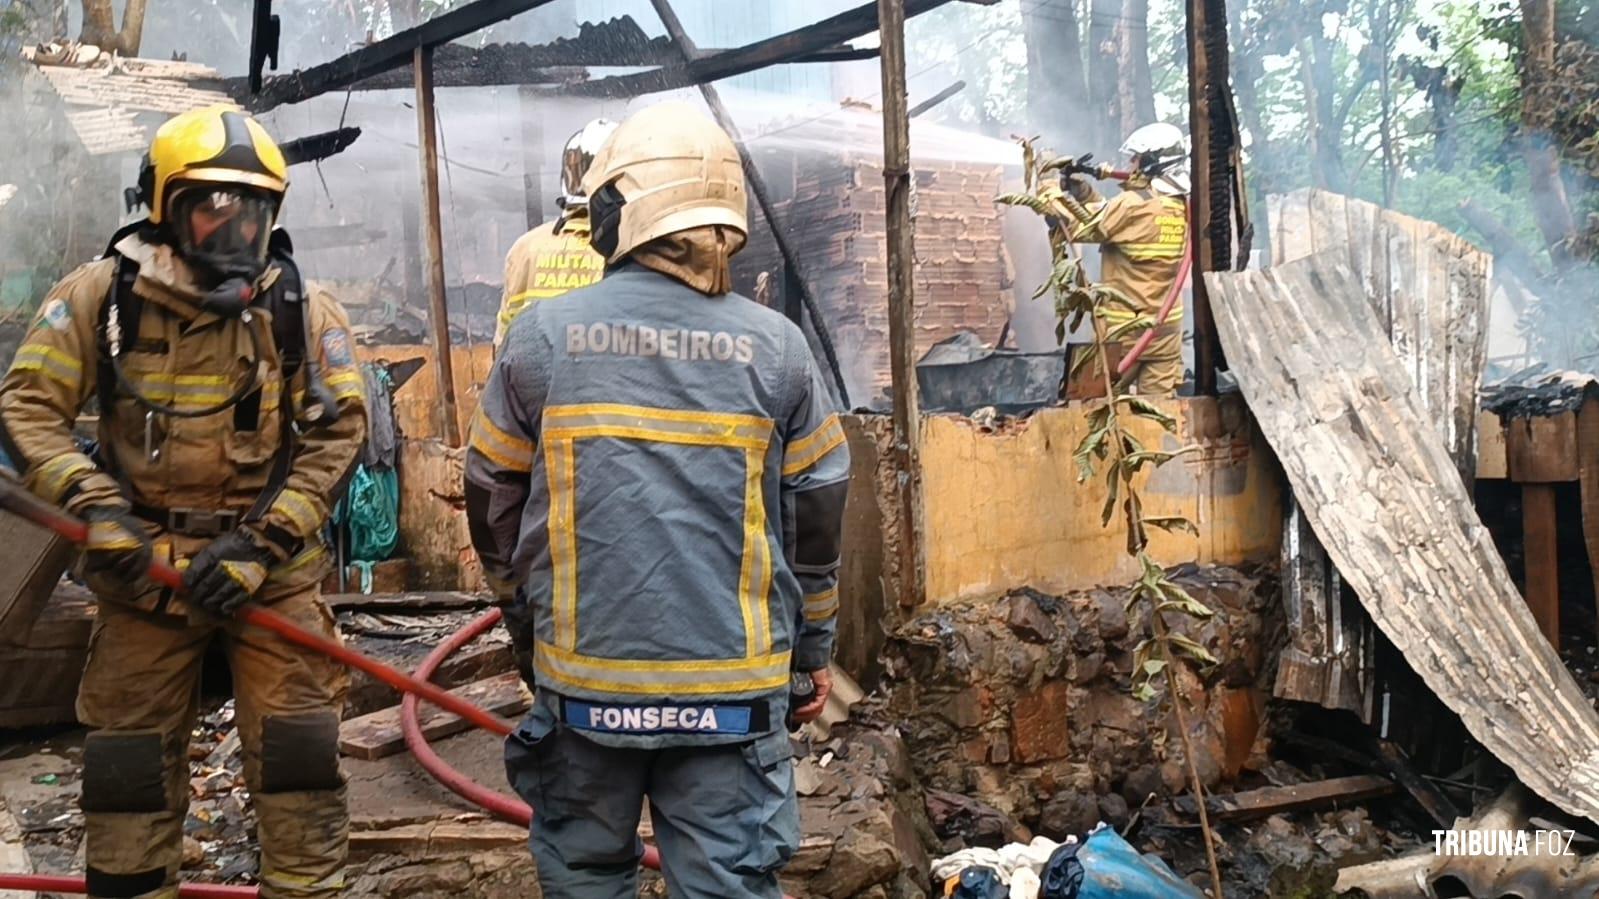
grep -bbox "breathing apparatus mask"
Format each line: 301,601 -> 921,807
167,183 -> 279,317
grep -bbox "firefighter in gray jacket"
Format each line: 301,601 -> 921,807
464,101 -> 849,899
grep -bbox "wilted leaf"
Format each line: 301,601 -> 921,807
1158,581 -> 1215,618
1143,515 -> 1199,536
1070,341 -> 1101,378
1168,633 -> 1220,666
1132,682 -> 1158,702
1117,396 -> 1178,431
1074,425 -> 1109,482
1123,450 -> 1175,474
1143,659 -> 1168,677
1106,315 -> 1155,341
1101,468 -> 1121,527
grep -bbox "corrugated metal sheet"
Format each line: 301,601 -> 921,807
25,52 -> 234,155
1266,189 -> 1492,717
1206,253 -> 1599,823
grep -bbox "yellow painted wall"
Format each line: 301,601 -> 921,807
915,395 -> 1283,603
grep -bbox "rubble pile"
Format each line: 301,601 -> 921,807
880,566 -> 1282,844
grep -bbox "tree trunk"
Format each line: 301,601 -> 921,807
78,0 -> 116,51
1117,0 -> 1156,136
1519,0 -> 1577,266
1299,34 -> 1347,192
1023,0 -> 1086,151
118,0 -> 148,56
1088,0 -> 1122,154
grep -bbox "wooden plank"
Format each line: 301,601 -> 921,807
1172,775 -> 1395,822
1207,254 -> 1599,822
1478,410 -> 1508,480
0,508 -> 75,648
1522,483 -> 1560,648
878,0 -> 925,609
349,819 -> 529,861
1578,396 -> 1599,636
1506,412 -> 1580,483
1368,736 -> 1460,828
339,672 -> 527,760
344,642 -> 511,719
324,591 -> 486,612
413,46 -> 462,449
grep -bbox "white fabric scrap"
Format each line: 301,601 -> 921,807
930,835 -> 1073,885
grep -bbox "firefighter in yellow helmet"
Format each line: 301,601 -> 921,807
494,118 -> 618,350
0,105 -> 367,898
468,102 -> 848,898
1044,123 -> 1190,394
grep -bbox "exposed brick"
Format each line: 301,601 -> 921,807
1011,681 -> 1071,764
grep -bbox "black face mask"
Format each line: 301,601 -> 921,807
588,182 -> 627,260
200,276 -> 254,318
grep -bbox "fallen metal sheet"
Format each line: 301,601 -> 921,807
1267,190 -> 1491,717
1206,254 -> 1599,822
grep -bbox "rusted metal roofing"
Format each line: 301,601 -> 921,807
1207,253 -> 1599,823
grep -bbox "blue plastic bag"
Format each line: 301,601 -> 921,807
1042,826 -> 1204,899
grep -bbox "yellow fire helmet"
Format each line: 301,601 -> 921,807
581,101 -> 747,263
137,105 -> 289,277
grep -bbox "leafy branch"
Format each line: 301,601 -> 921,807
998,136 -> 1224,898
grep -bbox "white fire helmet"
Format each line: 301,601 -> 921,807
1120,122 -> 1190,196
558,118 -> 620,211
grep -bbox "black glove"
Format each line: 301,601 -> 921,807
183,527 -> 279,618
82,506 -> 153,584
500,598 -> 537,690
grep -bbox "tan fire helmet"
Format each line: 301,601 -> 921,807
580,101 -> 748,263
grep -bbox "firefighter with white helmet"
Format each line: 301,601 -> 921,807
1047,122 -> 1191,393
494,118 -> 618,349
467,101 -> 848,897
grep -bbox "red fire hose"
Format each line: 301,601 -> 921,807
0,482 -> 670,894
396,609 -> 667,868
1115,235 -> 1193,379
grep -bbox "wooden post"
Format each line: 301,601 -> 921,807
877,0 -> 925,608
1522,483 -> 1560,648
414,45 -> 462,447
1185,0 -> 1225,395
1578,396 -> 1599,636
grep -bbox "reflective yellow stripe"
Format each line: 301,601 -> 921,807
547,437 -> 578,650
738,446 -> 772,656
272,488 -> 322,536
32,453 -> 94,503
325,369 -> 364,401
504,288 -> 569,311
544,404 -> 772,450
536,640 -> 791,695
782,414 -> 845,477
266,543 -> 328,581
120,371 -> 240,408
542,402 -> 774,662
470,408 -> 536,473
803,586 -> 840,622
11,344 -> 84,389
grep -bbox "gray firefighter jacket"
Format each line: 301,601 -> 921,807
465,263 -> 850,748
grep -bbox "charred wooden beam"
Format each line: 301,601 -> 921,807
909,79 -> 965,117
244,0 -> 562,110
548,0 -> 957,99
280,126 -> 362,166
1172,775 -> 1396,822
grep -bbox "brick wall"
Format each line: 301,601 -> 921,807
737,154 -> 1014,408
